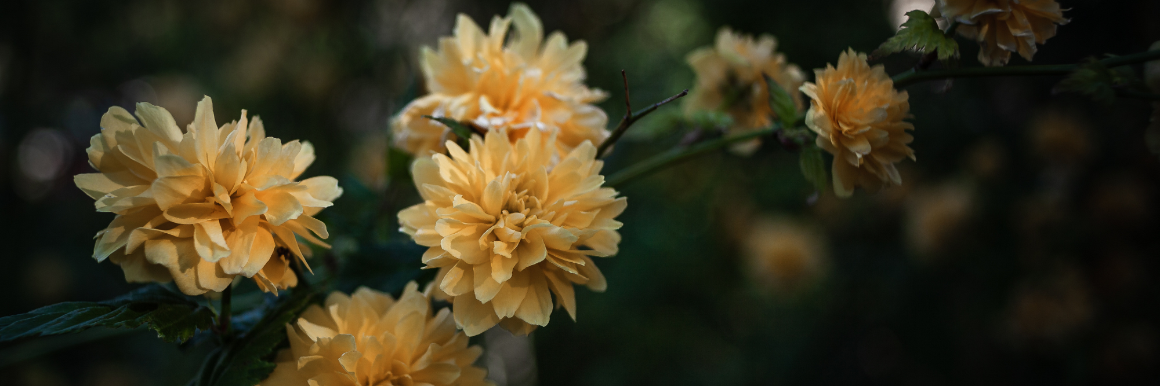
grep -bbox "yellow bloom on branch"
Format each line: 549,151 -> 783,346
260,282 -> 492,386
685,27 -> 805,154
391,3 -> 608,156
936,0 -> 1069,66
801,49 -> 915,197
398,129 -> 625,336
74,97 -> 342,295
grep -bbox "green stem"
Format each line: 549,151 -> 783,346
892,49 -> 1160,88
606,127 -> 775,188
217,284 -> 232,335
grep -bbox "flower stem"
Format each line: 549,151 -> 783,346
892,49 -> 1160,88
606,127 -> 775,188
597,70 -> 688,158
217,284 -> 232,335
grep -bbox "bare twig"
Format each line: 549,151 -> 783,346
596,70 -> 688,158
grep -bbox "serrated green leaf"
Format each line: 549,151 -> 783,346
422,115 -> 478,148
874,10 -> 959,61
0,284 -> 214,344
799,144 -> 828,192
1054,59 -> 1143,104
199,286 -> 324,386
764,74 -> 798,128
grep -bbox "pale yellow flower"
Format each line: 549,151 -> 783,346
391,3 -> 608,156
936,0 -> 1069,66
74,97 -> 342,295
742,217 -> 827,293
685,27 -> 805,154
398,129 -> 624,336
261,282 -> 492,386
801,49 -> 915,197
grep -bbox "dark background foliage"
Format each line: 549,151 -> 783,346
2,0 -> 1160,385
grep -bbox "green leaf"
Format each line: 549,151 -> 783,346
0,284 -> 214,344
198,287 -> 324,386
799,144 -> 828,192
764,74 -> 798,128
873,10 -> 959,61
1054,58 -> 1142,104
422,115 -> 478,147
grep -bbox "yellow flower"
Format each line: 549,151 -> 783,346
685,27 -> 805,154
936,0 -> 1069,66
801,49 -> 915,197
261,282 -> 492,386
905,182 -> 975,258
398,129 -> 624,336
74,97 -> 342,295
391,3 -> 608,156
742,217 -> 827,293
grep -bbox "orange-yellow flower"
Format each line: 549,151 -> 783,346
742,217 -> 828,293
685,27 -> 805,154
260,282 -> 492,386
936,0 -> 1069,66
801,49 -> 915,197
398,129 -> 624,336
391,3 -> 608,156
74,97 -> 342,295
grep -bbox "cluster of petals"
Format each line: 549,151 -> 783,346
685,27 -> 805,154
74,97 -> 341,295
800,49 -> 915,197
936,0 -> 1069,66
398,129 -> 625,336
391,3 -> 609,156
261,282 -> 491,386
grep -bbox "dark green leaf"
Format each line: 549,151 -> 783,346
1054,58 -> 1142,104
799,144 -> 828,192
199,287 -> 324,386
764,74 -> 798,128
873,10 -> 959,61
422,115 -> 478,148
0,284 -> 214,344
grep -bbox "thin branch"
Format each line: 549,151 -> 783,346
596,70 -> 688,158
893,49 -> 1160,88
606,127 -> 775,188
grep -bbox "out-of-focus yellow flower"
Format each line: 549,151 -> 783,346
935,0 -> 1069,67
685,27 -> 805,154
801,49 -> 915,197
742,217 -> 827,293
1028,110 -> 1093,168
397,129 -> 624,336
1008,266 -> 1092,343
905,182 -> 975,258
74,97 -> 342,295
391,3 -> 608,156
261,282 -> 492,386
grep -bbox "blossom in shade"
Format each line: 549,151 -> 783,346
742,217 -> 828,293
391,3 -> 608,156
260,282 -> 492,386
398,129 -> 624,336
801,49 -> 915,197
935,0 -> 1069,66
74,97 -> 341,295
685,27 -> 805,154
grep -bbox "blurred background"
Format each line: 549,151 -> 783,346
2,0 -> 1160,385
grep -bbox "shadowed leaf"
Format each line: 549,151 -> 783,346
0,284 -> 214,344
873,10 -> 959,61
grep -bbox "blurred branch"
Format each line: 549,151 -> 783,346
606,127 -> 776,188
597,70 -> 688,158
893,49 -> 1160,88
